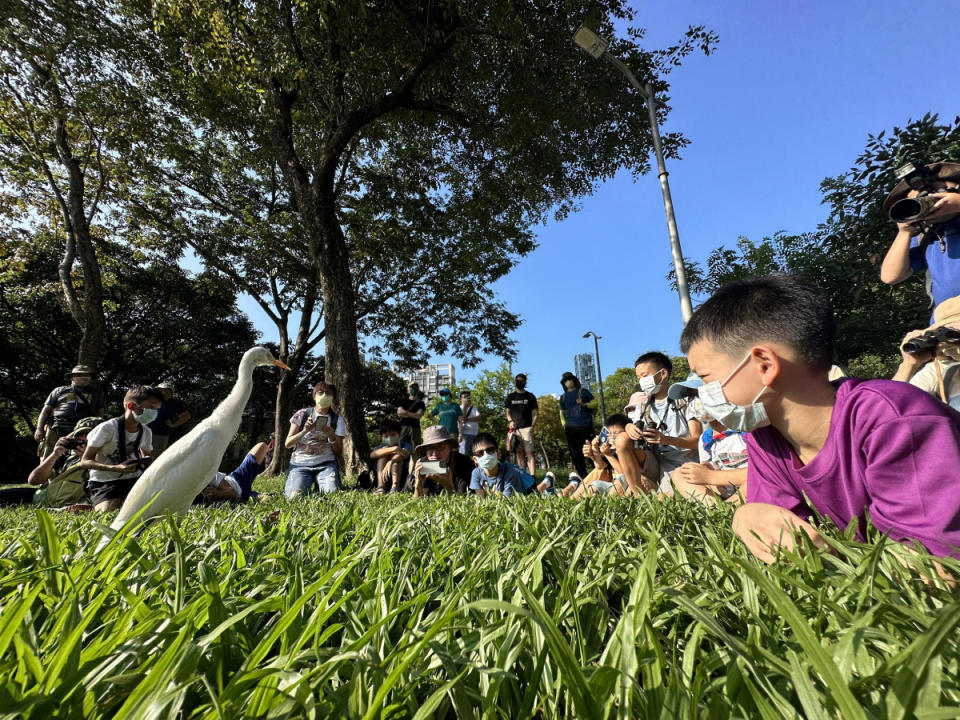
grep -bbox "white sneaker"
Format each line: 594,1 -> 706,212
542,471 -> 555,490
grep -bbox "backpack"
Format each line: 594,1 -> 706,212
33,456 -> 88,507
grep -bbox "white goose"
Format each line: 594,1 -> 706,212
110,346 -> 290,529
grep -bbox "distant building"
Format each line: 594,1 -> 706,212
574,353 -> 596,392
400,364 -> 457,400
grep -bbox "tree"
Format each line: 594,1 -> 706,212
0,232 -> 258,470
0,0 -> 156,369
139,0 -> 716,470
535,394 -> 566,469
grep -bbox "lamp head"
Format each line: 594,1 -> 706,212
573,25 -> 608,60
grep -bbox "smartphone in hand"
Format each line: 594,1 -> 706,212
420,460 -> 448,476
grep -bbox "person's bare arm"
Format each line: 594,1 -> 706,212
892,330 -> 931,383
28,443 -> 67,485
732,503 -> 825,563
880,224 -> 918,285
34,406 -> 53,443
79,445 -> 135,474
169,410 -> 191,428
531,409 -> 539,428
285,419 -> 312,449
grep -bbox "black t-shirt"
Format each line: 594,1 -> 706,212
404,451 -> 472,495
505,391 -> 539,428
149,398 -> 188,436
399,397 -> 426,427
44,384 -> 106,432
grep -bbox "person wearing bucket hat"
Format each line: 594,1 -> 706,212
34,364 -> 106,459
880,161 -> 960,315
148,382 -> 192,457
406,425 -> 472,497
892,294 -> 960,410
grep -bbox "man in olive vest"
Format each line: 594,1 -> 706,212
34,365 -> 106,457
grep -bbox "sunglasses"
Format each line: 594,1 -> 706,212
473,447 -> 497,458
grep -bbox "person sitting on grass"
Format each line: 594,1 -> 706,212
370,419 -> 411,494
563,414 -> 637,498
671,397 -> 748,505
469,432 -> 555,498
0,417 -> 103,508
408,425 -> 473,498
196,438 -> 275,504
891,295 -> 960,410
624,352 -> 702,494
680,274 -> 960,567
81,386 -> 164,512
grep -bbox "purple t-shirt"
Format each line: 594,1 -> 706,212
746,378 -> 960,558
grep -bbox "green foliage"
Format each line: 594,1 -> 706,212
467,362 -> 515,441
0,496 -> 956,716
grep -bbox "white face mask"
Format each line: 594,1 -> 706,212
476,451 -> 499,471
135,407 -> 158,425
698,353 -> 769,432
637,371 -> 663,395
381,435 -> 399,446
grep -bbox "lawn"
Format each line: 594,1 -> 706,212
0,487 -> 957,718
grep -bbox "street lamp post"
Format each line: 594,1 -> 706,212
583,331 -> 606,423
573,25 -> 694,325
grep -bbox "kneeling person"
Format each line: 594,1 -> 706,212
81,386 -> 164,512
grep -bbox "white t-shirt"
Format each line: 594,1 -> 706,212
289,408 -> 347,466
211,472 -> 242,498
460,405 -> 480,435
87,419 -> 153,483
909,360 -> 960,404
645,397 -> 698,466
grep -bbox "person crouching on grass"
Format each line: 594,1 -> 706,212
671,396 -> 748,505
562,414 -> 638,498
370,419 -> 411,494
408,426 -> 473,497
469,432 -> 554,497
680,274 -> 960,570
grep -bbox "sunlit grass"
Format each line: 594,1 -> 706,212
0,491 -> 957,717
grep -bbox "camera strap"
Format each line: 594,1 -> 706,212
110,416 -> 143,464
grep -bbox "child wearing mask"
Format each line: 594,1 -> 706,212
672,396 -> 748,504
681,275 -> 960,566
370,419 -> 411,494
469,432 -> 554,498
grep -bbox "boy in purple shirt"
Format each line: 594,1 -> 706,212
680,275 -> 960,563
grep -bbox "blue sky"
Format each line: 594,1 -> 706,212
240,0 -> 960,398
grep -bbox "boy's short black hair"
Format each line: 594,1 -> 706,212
679,274 -> 834,369
380,419 -> 402,434
605,413 -> 630,429
473,432 -> 498,452
634,351 -> 672,375
124,385 -> 164,405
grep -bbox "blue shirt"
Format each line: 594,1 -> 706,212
908,218 -> 960,308
469,462 -> 533,496
558,388 -> 594,427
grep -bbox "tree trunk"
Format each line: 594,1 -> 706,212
316,215 -> 369,478
267,368 -> 298,475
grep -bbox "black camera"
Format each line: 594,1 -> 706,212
902,326 -> 960,355
889,161 -> 959,223
61,437 -> 82,450
126,457 -> 153,472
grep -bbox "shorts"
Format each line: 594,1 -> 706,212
87,477 -> 139,506
516,426 -> 535,453
228,452 -> 265,501
285,461 -> 340,498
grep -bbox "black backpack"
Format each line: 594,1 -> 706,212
109,416 -> 144,464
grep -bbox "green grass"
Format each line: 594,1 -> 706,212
0,491 -> 958,718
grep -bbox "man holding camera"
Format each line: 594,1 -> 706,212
34,364 -> 106,458
81,386 -> 164,511
880,161 -> 960,312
